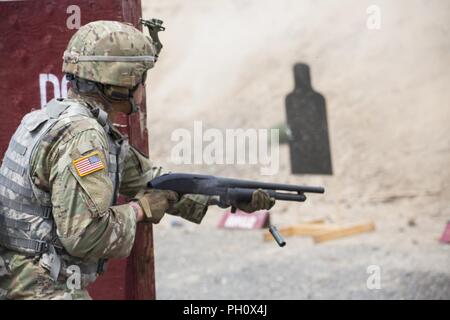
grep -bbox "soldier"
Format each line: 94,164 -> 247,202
0,21 -> 274,300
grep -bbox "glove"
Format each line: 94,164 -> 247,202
233,188 -> 275,213
209,189 -> 275,213
133,189 -> 179,223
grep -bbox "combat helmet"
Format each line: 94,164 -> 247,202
62,19 -> 164,113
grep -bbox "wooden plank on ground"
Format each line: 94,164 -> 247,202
313,222 -> 375,244
303,218 -> 326,224
263,223 -> 340,241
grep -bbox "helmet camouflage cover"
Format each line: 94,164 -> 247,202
62,20 -> 157,89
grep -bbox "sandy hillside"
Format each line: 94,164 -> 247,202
142,0 -> 450,299
143,0 -> 450,217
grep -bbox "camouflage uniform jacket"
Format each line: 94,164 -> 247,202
0,96 -> 209,300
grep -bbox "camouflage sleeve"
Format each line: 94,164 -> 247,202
120,147 -> 209,224
166,194 -> 210,224
33,122 -> 137,261
119,146 -> 165,198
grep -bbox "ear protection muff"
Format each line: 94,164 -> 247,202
101,84 -> 142,114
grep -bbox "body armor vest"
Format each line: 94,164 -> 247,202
0,98 -> 129,258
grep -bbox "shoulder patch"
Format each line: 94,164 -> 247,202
73,151 -> 105,177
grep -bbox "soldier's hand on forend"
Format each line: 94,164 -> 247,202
207,189 -> 275,213
134,189 -> 179,223
233,188 -> 275,213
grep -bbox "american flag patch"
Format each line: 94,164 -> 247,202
73,151 -> 105,177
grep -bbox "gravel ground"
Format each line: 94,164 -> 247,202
154,208 -> 450,300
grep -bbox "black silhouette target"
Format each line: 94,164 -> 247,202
285,63 -> 333,175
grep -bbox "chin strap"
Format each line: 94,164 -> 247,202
128,96 -> 140,115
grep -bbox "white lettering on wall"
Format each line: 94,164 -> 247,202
39,73 -> 69,107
